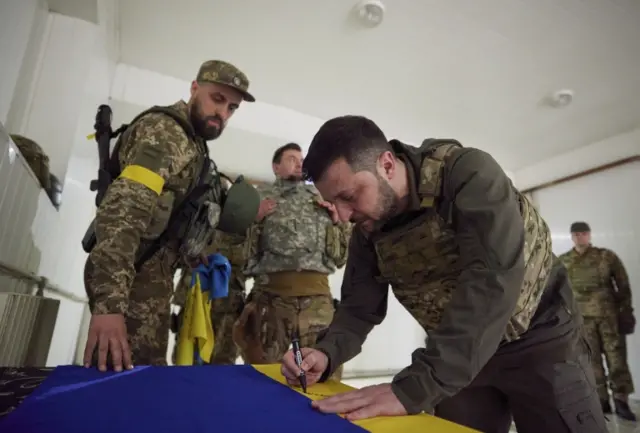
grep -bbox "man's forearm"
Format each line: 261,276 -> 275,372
87,179 -> 158,315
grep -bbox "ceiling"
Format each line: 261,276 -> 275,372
117,0 -> 640,173
48,0 -> 98,23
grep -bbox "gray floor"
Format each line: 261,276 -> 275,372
343,376 -> 639,432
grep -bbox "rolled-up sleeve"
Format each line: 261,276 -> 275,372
391,148 -> 526,414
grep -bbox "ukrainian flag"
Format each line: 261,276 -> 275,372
254,364 -> 479,433
176,253 -> 231,365
0,363 -> 478,433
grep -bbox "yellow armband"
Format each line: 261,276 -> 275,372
119,165 -> 165,195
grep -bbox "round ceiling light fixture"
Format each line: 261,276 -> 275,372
354,0 -> 385,28
548,89 -> 574,108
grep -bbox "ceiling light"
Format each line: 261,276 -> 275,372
353,0 -> 385,28
548,89 -> 574,108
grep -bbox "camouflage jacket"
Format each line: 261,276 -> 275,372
315,139 -> 572,415
86,100 -> 210,315
559,245 -> 632,317
244,179 -> 351,277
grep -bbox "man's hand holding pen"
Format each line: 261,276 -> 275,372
281,347 -> 328,390
281,346 -> 408,421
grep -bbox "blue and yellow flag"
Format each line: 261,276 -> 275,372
0,364 -> 478,433
176,253 -> 231,365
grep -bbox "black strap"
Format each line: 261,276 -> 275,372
108,106 -> 198,177
133,153 -> 216,272
134,182 -> 213,272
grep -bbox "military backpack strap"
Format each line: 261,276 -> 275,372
134,181 -> 214,272
417,141 -> 462,208
107,105 -> 198,178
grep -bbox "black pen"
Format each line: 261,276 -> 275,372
291,327 -> 307,393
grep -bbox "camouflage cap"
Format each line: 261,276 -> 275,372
570,221 -> 591,233
196,60 -> 255,102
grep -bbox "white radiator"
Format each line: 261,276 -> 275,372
0,293 -> 59,367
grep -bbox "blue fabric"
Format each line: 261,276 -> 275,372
191,253 -> 230,300
0,365 -> 367,433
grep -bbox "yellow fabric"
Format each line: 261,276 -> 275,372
119,165 -> 165,195
175,274 -> 215,365
252,364 -> 479,433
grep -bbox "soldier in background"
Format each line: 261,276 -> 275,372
171,195 -> 274,365
559,221 -> 636,421
234,142 -> 351,376
83,60 -> 255,372
281,116 -> 608,432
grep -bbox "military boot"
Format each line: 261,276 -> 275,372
601,399 -> 612,414
614,398 -> 637,422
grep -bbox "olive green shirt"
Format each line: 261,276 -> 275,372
314,140 -> 578,414
559,245 -> 632,317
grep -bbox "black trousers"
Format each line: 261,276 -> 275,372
435,338 -> 608,433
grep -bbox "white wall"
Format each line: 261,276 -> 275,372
531,162 -> 640,400
0,0 -> 45,124
513,128 -> 640,191
514,129 -> 640,400
1,0 -> 120,366
2,0 -> 49,134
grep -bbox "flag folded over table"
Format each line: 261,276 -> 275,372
0,364 -> 477,433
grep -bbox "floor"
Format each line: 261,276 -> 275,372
343,376 -> 640,433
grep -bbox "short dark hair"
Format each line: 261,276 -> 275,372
272,142 -> 302,164
303,115 -> 392,183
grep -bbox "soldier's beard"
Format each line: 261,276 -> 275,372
376,178 -> 399,221
359,176 -> 399,232
190,101 -> 224,141
284,174 -> 303,182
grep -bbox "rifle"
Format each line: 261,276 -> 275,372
82,105 -> 125,252
89,105 -> 115,207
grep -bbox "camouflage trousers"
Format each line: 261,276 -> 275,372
171,273 -> 246,364
232,289 -> 343,380
583,315 -> 635,399
85,254 -> 173,367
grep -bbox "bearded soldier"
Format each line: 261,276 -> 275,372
83,60 -> 258,372
281,115 -> 607,433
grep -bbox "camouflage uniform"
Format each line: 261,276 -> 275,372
559,245 -> 635,401
313,139 -> 607,432
84,61 -> 254,366
10,134 -> 51,190
172,229 -> 250,365
236,179 -> 351,377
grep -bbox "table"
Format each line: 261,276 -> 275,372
0,367 -> 53,418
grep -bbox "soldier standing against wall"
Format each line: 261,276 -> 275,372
233,143 -> 351,374
83,60 -> 256,372
281,116 -> 608,433
559,222 -> 636,421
